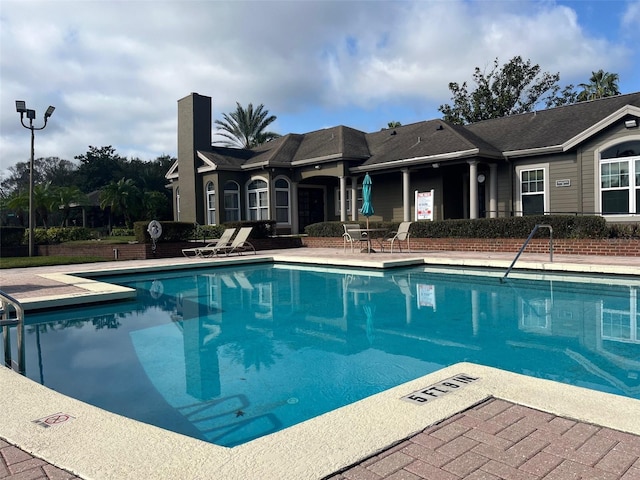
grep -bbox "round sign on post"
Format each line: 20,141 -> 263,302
147,220 -> 162,253
147,220 -> 162,239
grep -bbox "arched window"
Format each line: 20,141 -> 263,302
224,181 -> 240,222
600,140 -> 640,215
247,178 -> 269,220
176,187 -> 180,221
274,177 -> 290,224
206,181 -> 216,225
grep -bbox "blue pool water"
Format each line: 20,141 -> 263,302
15,263 -> 640,447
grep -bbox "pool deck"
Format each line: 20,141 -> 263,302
2,247 -> 640,479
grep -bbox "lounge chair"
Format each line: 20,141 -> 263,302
378,221 -> 412,253
343,224 -> 369,252
213,227 -> 256,256
182,228 -> 236,258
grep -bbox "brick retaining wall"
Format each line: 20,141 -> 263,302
35,237 -> 304,261
7,236 -> 640,259
301,237 -> 640,256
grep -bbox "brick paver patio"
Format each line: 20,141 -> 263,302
0,437 -> 82,479
326,398 -> 640,480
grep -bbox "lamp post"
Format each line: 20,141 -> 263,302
15,101 -> 55,257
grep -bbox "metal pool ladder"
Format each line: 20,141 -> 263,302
501,224 -> 553,282
1,290 -> 25,374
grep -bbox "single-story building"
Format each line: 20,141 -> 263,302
166,91 -> 640,234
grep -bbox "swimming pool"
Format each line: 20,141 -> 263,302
15,263 -> 640,447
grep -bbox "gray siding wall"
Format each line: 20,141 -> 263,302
508,122 -> 639,217
548,153 -> 579,214
511,153 -> 579,215
577,122 -> 639,215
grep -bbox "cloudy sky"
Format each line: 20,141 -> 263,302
1,0 -> 639,175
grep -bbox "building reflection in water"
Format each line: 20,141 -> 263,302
21,265 -> 640,446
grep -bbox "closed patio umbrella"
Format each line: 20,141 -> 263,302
360,173 -> 374,229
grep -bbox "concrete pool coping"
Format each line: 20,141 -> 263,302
2,248 -> 640,479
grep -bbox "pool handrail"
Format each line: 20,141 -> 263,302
501,224 -> 553,282
0,289 -> 25,374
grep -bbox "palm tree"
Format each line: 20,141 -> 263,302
387,121 -> 402,128
142,190 -> 171,220
100,178 -> 141,229
55,186 -> 89,227
6,191 -> 28,226
214,102 -> 280,148
577,70 -> 620,102
32,182 -> 59,229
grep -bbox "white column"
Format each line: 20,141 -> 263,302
472,289 -> 479,336
350,176 -> 358,221
468,160 -> 478,219
291,181 -> 299,234
402,168 -> 411,222
489,163 -> 498,218
340,176 -> 348,222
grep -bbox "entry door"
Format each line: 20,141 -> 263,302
298,188 -> 325,231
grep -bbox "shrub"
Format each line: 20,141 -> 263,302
304,221 -> 399,237
21,227 -> 93,244
305,221 -> 345,237
418,216 -> 609,239
110,228 -> 134,237
224,220 -> 277,239
306,216 -> 611,239
133,221 -> 196,243
0,227 -> 26,246
195,224 -> 226,241
608,223 -> 640,238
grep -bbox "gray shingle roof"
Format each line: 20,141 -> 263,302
362,119 -> 503,167
197,147 -> 253,170
196,92 -> 640,172
244,134 -> 304,167
466,92 -> 640,152
292,126 -> 369,163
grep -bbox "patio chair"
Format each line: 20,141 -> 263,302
182,228 -> 236,258
343,224 -> 369,252
378,221 -> 412,253
213,227 -> 256,256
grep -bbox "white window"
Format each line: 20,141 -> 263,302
520,298 -> 551,333
601,288 -> 640,343
600,161 -> 640,215
598,140 -> 640,216
247,178 -> 269,220
224,181 -> 240,222
334,187 -> 362,215
274,178 -> 290,224
206,181 -> 216,225
516,165 -> 547,216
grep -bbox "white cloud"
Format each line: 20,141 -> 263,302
622,0 -> 640,30
1,0 -> 637,173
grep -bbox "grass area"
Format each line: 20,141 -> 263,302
0,256 -> 107,269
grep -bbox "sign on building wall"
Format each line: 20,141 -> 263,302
415,190 -> 434,221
